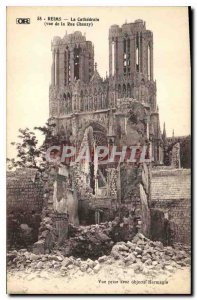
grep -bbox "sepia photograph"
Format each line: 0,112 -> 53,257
6,6 -> 191,294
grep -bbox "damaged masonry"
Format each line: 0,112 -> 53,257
7,19 -> 191,283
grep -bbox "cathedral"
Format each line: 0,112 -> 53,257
7,20 -> 191,250
49,19 -> 163,165
47,19 -> 170,230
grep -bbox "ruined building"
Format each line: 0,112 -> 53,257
47,19 -> 190,242
7,20 -> 191,250
47,20 -> 164,232
49,20 -> 163,165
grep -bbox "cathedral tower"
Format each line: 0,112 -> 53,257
109,20 -> 153,80
108,20 -> 156,111
49,21 -> 163,165
51,31 -> 94,86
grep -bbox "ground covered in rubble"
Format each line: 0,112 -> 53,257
7,233 -> 191,294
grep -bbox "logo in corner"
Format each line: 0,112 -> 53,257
16,18 -> 30,24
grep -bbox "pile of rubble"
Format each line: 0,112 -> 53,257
7,233 -> 190,277
60,219 -> 136,259
32,216 -> 137,257
110,233 -> 190,275
7,248 -> 108,275
63,224 -> 113,259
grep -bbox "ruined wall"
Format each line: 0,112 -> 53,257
151,167 -> 191,244
120,163 -> 151,237
164,135 -> 191,168
7,169 -> 44,214
7,169 -> 45,248
53,171 -> 79,225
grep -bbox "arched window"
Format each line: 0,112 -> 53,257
94,89 -> 97,110
123,38 -> 131,76
84,89 -> 88,111
64,51 -> 67,86
101,93 -> 104,108
94,96 -> 97,110
80,90 -> 84,111
63,93 -> 67,114
89,96 -> 93,110
55,49 -> 59,85
118,84 -> 121,98
60,125 -> 65,135
148,43 -> 151,80
127,38 -> 130,75
123,84 -> 126,97
98,89 -> 102,110
89,89 -> 92,110
123,39 -> 127,76
67,50 -> 70,84
136,33 -> 139,72
123,39 -> 127,55
111,40 -> 115,76
127,38 -> 130,52
74,95 -> 77,110
127,84 -> 131,97
67,93 -> 71,112
74,47 -> 81,80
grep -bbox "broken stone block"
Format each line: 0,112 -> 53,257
40,230 -> 49,238
132,263 -> 142,273
67,264 -> 74,270
29,253 -> 39,261
144,258 -> 152,266
80,263 -> 88,272
86,258 -> 95,268
126,241 -> 136,249
93,263 -> 101,273
124,253 -> 136,263
56,256 -> 63,262
61,257 -> 72,267
153,241 -> 164,249
98,255 -> 107,263
135,246 -> 142,254
36,261 -> 44,269
74,258 -> 82,267
33,240 -> 45,255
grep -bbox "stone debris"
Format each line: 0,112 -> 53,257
58,222 -> 114,259
7,233 -> 190,278
110,233 -> 190,275
58,219 -> 137,259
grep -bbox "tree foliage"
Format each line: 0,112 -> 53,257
7,120 -> 58,172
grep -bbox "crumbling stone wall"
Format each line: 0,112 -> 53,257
150,209 -> 172,245
107,168 -> 118,197
151,167 -> 191,244
33,163 -> 79,254
7,169 -> 45,248
7,169 -> 44,213
53,172 -> 79,225
120,163 -> 151,237
151,199 -> 190,245
164,135 -> 191,168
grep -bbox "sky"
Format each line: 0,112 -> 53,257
7,6 -> 191,158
